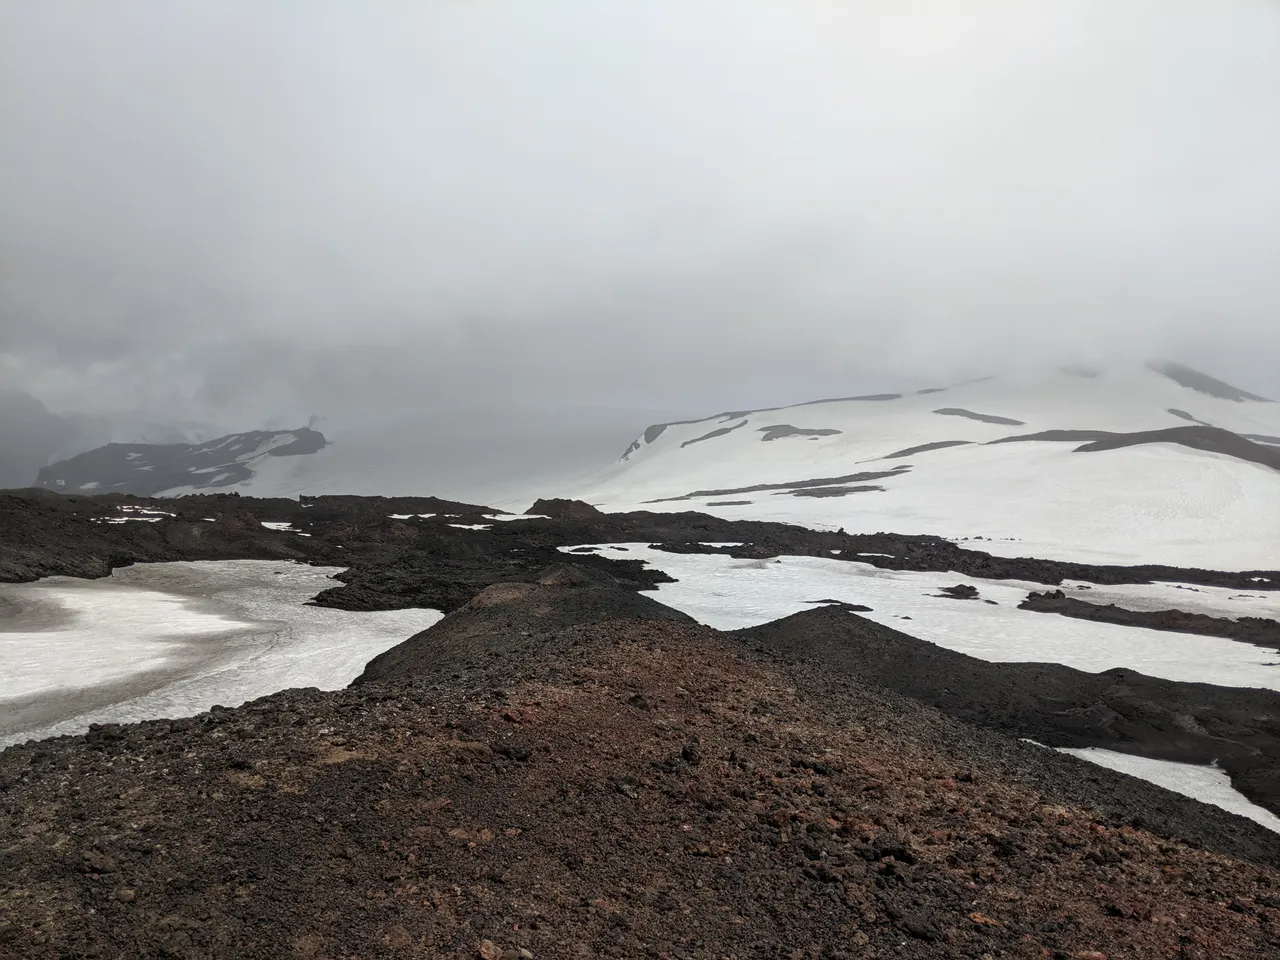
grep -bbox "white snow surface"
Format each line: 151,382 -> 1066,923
152,430 -> 317,497
0,561 -> 441,747
560,545 -> 1280,691
1057,747 -> 1280,834
564,366 -> 1280,570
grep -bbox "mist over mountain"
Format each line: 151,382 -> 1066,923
0,389 -> 79,489
2,1 -> 1277,438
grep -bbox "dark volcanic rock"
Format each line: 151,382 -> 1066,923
736,605 -> 1280,813
1020,589 -> 1280,651
526,498 -> 605,520
4,606 -> 1280,958
353,564 -> 693,685
933,407 -> 1026,426
935,583 -> 981,600
0,489 -> 321,583
4,490 -> 1277,616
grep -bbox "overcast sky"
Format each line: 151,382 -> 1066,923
2,0 -> 1278,431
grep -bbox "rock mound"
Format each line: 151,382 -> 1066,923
353,564 -> 692,685
526,497 -> 604,520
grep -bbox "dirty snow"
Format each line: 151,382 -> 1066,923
0,561 -> 441,747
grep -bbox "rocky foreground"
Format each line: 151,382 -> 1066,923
2,573 -> 1280,959
4,490 -> 1280,957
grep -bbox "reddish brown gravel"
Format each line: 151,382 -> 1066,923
3,610 -> 1279,959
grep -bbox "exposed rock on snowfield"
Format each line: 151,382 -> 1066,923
36,427 -> 327,497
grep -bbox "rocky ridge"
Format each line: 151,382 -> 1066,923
4,579 -> 1280,958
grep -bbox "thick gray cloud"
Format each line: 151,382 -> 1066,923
3,0 -> 1279,434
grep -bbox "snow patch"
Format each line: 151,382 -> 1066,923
1058,747 -> 1280,834
0,561 -> 442,746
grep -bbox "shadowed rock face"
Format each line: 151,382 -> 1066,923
35,428 -> 328,497
526,498 -> 604,521
1152,361 -> 1272,402
933,408 -> 1026,426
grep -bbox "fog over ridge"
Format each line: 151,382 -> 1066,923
2,0 -> 1277,433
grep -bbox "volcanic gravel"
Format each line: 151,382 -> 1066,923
4,597 -> 1280,959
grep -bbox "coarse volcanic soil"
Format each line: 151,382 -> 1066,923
4,581 -> 1280,959
5,492 -> 1280,957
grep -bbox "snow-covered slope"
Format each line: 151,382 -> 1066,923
567,364 -> 1280,569
36,428 -> 327,498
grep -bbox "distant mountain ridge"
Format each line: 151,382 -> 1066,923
571,362 -> 1280,570
36,427 -> 327,497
